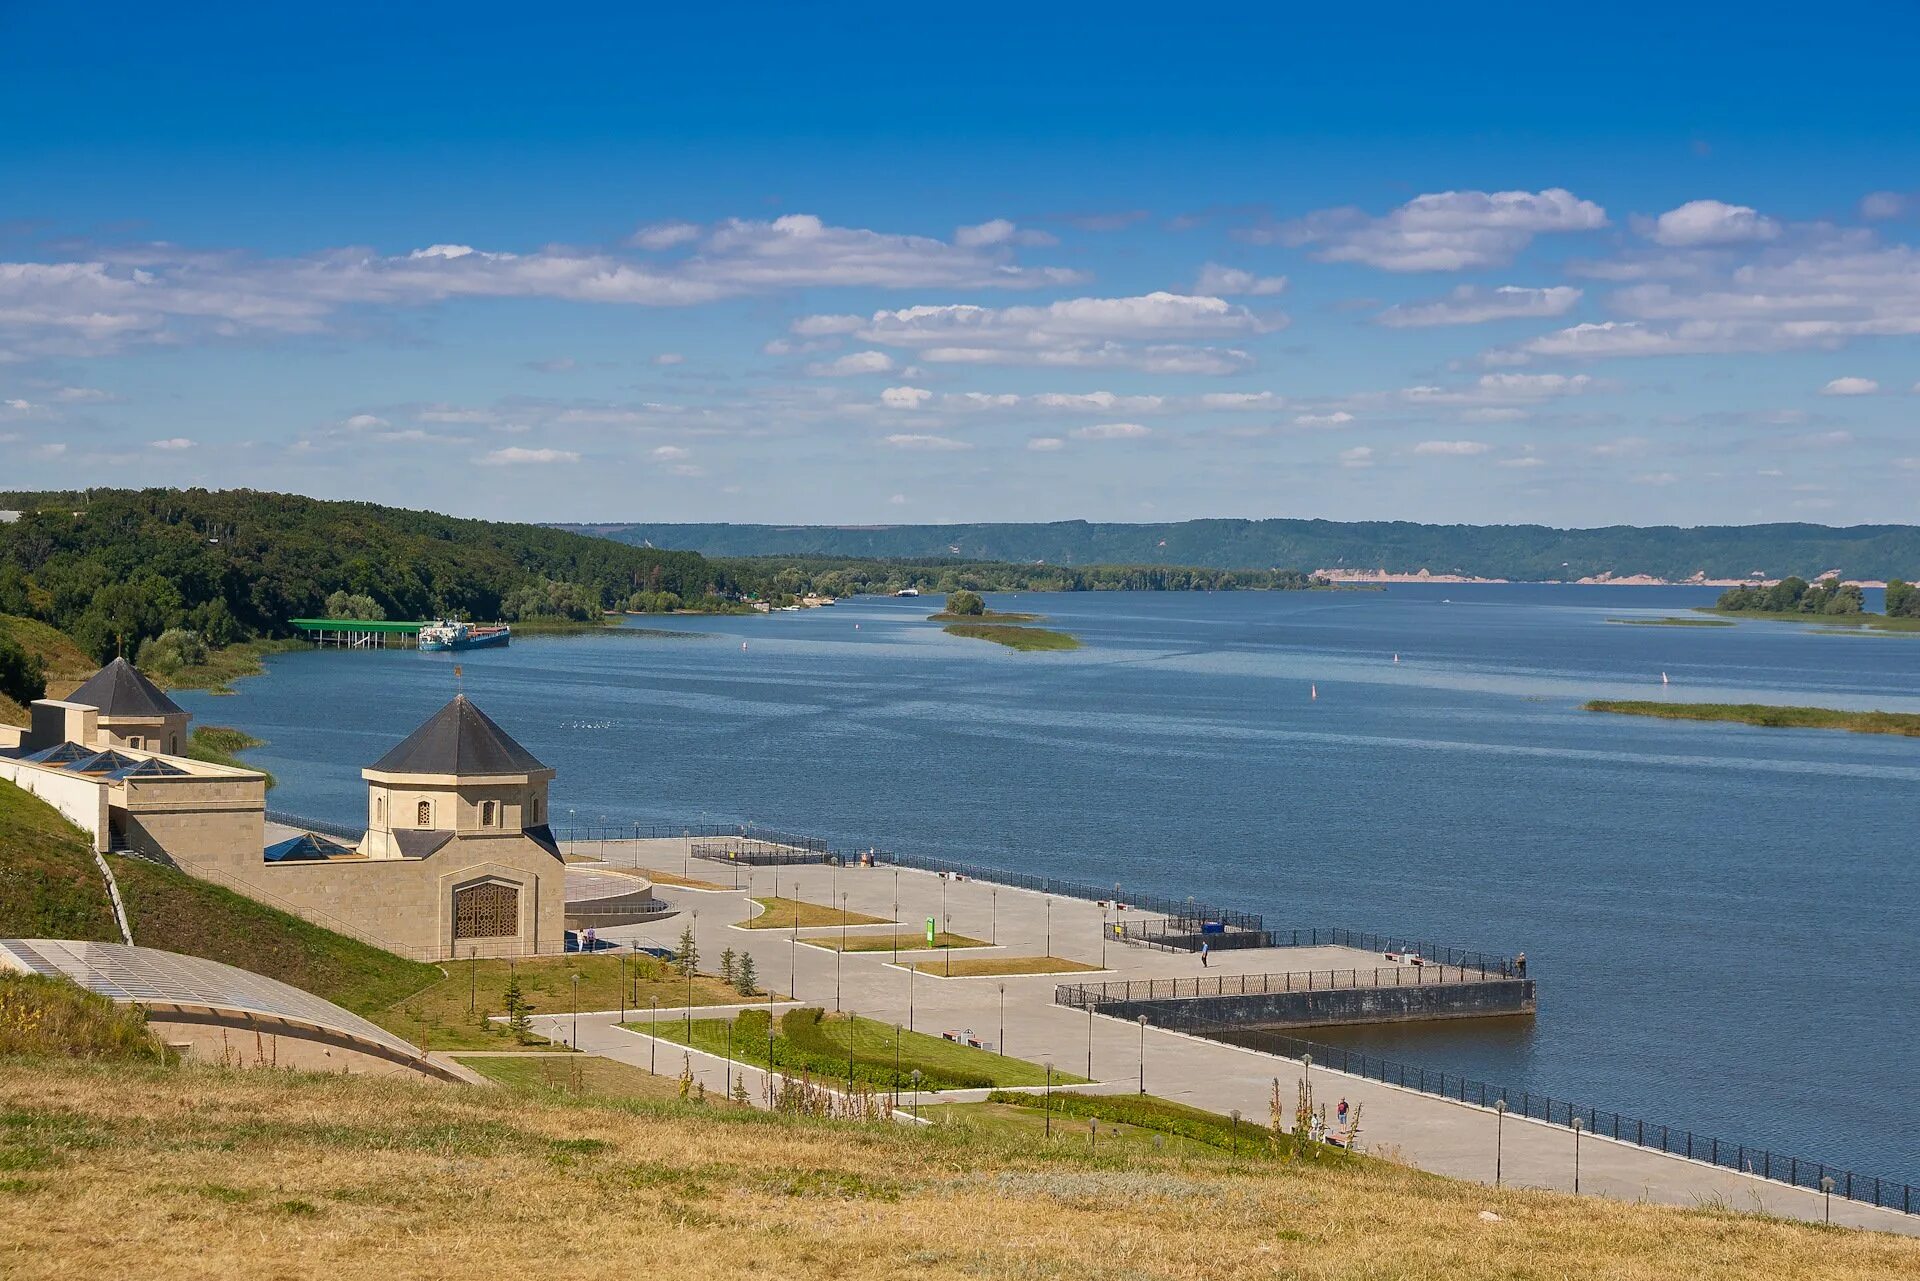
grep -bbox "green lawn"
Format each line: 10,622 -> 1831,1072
1585,700 -> 1920,737
738,895 -> 892,929
806,930 -> 988,952
943,622 -> 1080,652
630,1007 -> 1086,1090
377,951 -> 751,1052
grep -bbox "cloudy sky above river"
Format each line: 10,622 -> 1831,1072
4,4 -> 1919,526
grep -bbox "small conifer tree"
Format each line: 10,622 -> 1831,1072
735,953 -> 758,997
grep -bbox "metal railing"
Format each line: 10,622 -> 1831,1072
690,838 -> 835,867
873,847 -> 1263,932
1163,1018 -> 1916,1217
265,808 -> 364,841
1055,963 -> 1509,1009
1265,926 -> 1512,974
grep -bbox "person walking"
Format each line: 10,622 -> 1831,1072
1515,951 -> 1526,978
1337,1097 -> 1349,1127
1200,940 -> 1210,968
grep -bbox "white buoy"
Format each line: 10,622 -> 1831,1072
1393,652 -> 1399,664
742,641 -> 749,651
1661,671 -> 1669,685
1310,683 -> 1318,700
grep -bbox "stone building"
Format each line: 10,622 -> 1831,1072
66,657 -> 190,755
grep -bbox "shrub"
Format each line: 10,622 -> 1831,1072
0,631 -> 46,705
136,627 -> 209,674
944,590 -> 986,616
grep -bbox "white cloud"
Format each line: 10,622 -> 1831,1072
812,292 -> 1270,374
1265,188 -> 1607,271
882,432 -> 970,451
807,350 -> 894,376
954,219 -> 1056,248
1498,454 -> 1547,468
652,352 -> 685,366
149,437 -> 196,450
1860,191 -> 1909,221
1338,446 -> 1375,468
527,356 -> 576,373
1820,376 -> 1879,396
1026,436 -> 1064,451
54,386 -> 114,402
0,214 -> 1083,357
1646,200 -> 1782,247
880,385 -> 934,409
628,221 -> 703,249
343,414 -> 390,429
1376,284 -> 1581,327
476,446 -> 579,465
1192,263 -> 1288,296
1198,391 -> 1282,409
1401,372 -> 1598,405
1412,439 -> 1490,456
1033,391 -> 1165,412
1633,471 -> 1679,486
887,492 -> 908,504
1292,411 -> 1354,428
650,445 -> 691,460
1069,422 -> 1150,440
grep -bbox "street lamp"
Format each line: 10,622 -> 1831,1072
1137,1014 -> 1148,1094
892,870 -> 900,964
1045,897 -> 1052,958
649,997 -> 658,1074
998,983 -> 1006,1057
685,909 -> 699,1039
570,972 -> 580,1049
990,886 -> 998,945
1230,1109 -> 1241,1155
1495,1099 -> 1507,1188
910,1068 -> 923,1119
907,957 -> 915,1032
1086,1005 -> 1094,1079
1571,1116 -> 1583,1196
837,892 -> 848,1011
568,808 -> 576,846
1045,1063 -> 1055,1136
1822,1176 -> 1835,1224
724,1018 -> 733,1100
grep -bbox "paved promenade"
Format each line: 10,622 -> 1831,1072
553,837 -> 1916,1236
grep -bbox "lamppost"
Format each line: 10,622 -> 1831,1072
629,939 -> 640,1008
1101,903 -> 1108,968
598,813 -> 606,860
998,983 -> 1006,1057
1822,1176 -> 1835,1224
789,920 -> 798,1001
944,911 -> 952,977
990,886 -> 997,945
1494,1099 -> 1507,1187
1137,1014 -> 1148,1094
724,1018 -> 733,1100
910,1068 -> 923,1119
1045,897 -> 1052,958
1085,1004 -> 1094,1079
570,972 -> 580,1049
894,1024 -> 903,1112
568,808 -> 576,846
469,946 -> 477,1012
836,892 -> 848,1011
892,870 -> 900,964
1230,1109 -> 1241,1155
1571,1116 -> 1583,1196
618,947 -> 626,1023
1044,1063 -> 1055,1137
649,997 -> 658,1074
907,958 -> 915,1032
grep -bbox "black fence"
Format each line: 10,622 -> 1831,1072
568,820 -> 830,853
1056,962 -> 1509,1009
690,838 -> 835,868
1176,1020 -> 1915,1217
1265,926 -> 1512,974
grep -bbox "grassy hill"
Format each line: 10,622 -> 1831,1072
0,1056 -> 1912,1279
0,779 -> 438,1015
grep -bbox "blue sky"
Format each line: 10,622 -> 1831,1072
4,3 -> 1919,526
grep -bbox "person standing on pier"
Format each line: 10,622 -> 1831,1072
1515,951 -> 1526,978
1200,940 -> 1210,968
1337,1097 -> 1349,1127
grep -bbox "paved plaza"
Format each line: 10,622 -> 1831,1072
528,837 -> 1916,1236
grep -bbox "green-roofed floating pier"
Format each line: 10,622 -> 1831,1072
290,618 -> 427,649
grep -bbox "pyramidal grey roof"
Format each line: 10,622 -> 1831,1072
67,657 -> 185,718
369,695 -> 549,776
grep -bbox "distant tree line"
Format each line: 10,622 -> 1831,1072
1885,580 -> 1920,618
0,488 -> 745,663
1715,577 -> 1865,615
710,555 -> 1322,598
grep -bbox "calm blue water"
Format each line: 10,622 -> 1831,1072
177,585 -> 1920,1184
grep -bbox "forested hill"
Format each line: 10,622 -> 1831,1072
559,519 -> 1920,582
0,489 -> 738,662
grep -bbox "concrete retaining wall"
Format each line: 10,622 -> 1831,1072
1102,978 -> 1535,1031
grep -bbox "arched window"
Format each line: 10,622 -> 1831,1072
374,795 -> 385,826
530,796 -> 541,825
416,799 -> 432,827
481,800 -> 497,827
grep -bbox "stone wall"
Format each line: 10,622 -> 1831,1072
1102,978 -> 1536,1031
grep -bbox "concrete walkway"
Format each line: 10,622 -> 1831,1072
558,838 -> 1917,1236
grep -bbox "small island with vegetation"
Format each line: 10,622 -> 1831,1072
1586,700 -> 1920,737
1607,616 -> 1734,627
931,591 -> 1080,652
1702,577 -> 1920,633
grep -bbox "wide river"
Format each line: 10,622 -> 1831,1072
178,584 -> 1920,1184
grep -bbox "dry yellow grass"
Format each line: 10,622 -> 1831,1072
739,896 -> 892,929
0,1062 -> 1912,1280
903,955 -> 1102,977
